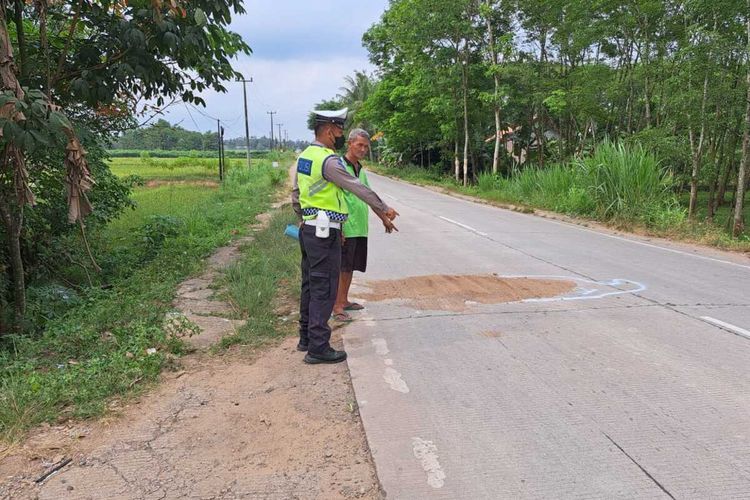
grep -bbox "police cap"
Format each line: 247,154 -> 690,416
313,108 -> 348,127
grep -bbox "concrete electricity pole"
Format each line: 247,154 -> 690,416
266,111 -> 276,150
239,77 -> 253,169
277,123 -> 283,150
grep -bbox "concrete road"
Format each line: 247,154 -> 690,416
343,173 -> 750,499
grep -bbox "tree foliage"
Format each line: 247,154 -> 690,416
0,0 -> 250,331
347,0 -> 750,234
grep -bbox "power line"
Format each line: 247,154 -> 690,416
187,102 -> 219,121
183,103 -> 201,130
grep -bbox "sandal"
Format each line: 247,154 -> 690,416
332,312 -> 353,322
344,302 -> 365,311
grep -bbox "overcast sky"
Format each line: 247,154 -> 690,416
158,0 -> 389,142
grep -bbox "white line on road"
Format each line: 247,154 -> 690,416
412,438 -> 446,489
438,216 -> 489,236
371,338 -> 389,355
700,316 -> 750,340
384,193 -> 399,200
383,367 -> 410,393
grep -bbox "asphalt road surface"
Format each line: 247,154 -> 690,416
344,172 -> 750,499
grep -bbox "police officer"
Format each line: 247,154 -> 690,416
292,108 -> 398,364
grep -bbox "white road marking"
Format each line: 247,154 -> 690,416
501,275 -> 647,302
383,368 -> 409,393
700,316 -> 750,340
384,358 -> 394,366
541,217 -> 750,271
372,338 -> 390,355
412,438 -> 446,488
438,216 -> 489,236
384,193 -> 399,200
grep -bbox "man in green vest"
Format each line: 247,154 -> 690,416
332,129 -> 397,322
292,109 -> 398,364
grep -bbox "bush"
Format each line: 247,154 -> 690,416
574,140 -> 678,223
140,215 -> 185,257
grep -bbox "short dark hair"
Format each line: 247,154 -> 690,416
314,122 -> 329,136
314,121 -> 342,137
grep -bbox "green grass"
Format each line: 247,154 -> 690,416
108,156 -> 229,181
107,149 -> 273,159
0,154 -> 292,442
219,209 -> 301,349
678,190 -> 750,227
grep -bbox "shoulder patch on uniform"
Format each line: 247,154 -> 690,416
297,158 -> 313,176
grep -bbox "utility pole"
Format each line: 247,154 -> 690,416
239,77 -> 253,169
266,111 -> 276,151
277,123 -> 283,150
216,119 -> 223,181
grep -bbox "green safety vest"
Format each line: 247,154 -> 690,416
342,158 -> 370,238
296,144 -> 348,220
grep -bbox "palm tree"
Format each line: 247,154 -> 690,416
336,70 -> 376,128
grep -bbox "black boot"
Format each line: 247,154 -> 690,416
304,347 -> 347,364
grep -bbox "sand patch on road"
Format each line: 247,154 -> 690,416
358,274 -> 575,311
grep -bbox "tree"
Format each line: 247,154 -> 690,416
337,70 -> 376,128
0,0 -> 249,328
733,1 -> 750,237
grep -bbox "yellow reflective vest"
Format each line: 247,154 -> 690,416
296,144 -> 348,221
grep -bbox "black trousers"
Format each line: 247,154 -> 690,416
298,224 -> 341,354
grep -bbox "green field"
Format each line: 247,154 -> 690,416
109,156 -> 244,181
0,154 -> 295,441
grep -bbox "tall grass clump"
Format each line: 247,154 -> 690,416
574,140 -> 684,225
498,164 -> 590,214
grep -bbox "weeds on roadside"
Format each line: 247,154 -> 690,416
219,210 -> 300,349
0,157 -> 294,442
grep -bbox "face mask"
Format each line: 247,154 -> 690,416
333,134 -> 346,150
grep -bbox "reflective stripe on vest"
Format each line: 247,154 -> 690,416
296,144 -> 348,220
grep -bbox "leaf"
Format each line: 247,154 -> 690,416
48,111 -> 72,132
194,8 -> 207,26
29,129 -> 52,147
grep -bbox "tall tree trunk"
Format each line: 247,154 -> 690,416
0,6 -> 31,326
733,7 -> 750,237
461,41 -> 470,187
717,132 -> 738,207
454,140 -> 460,182
688,70 -> 710,219
707,127 -> 726,222
482,0 -> 502,175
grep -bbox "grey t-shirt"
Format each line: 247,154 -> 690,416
291,141 -> 389,218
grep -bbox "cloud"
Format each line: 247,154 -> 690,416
158,0 -> 389,141
161,55 -> 373,141
233,1 -> 387,60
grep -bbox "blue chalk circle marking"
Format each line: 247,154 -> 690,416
501,275 -> 647,303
